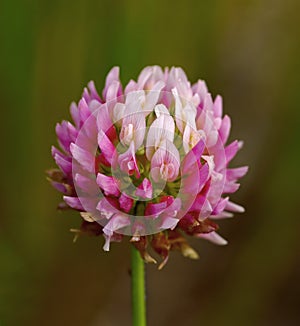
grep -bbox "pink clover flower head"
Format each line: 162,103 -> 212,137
47,66 -> 248,268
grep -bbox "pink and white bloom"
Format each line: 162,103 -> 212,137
146,104 -> 175,160
48,66 -> 248,268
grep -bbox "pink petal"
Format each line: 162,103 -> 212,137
189,181 -> 211,211
197,231 -> 228,245
70,102 -> 80,128
210,211 -> 233,219
213,95 -> 223,118
203,93 -> 213,111
225,201 -> 245,213
63,196 -> 84,210
192,80 -> 208,105
88,81 -> 102,102
225,140 -> 239,164
70,143 -> 95,173
212,197 -> 229,215
182,139 -> 205,173
102,213 -> 129,251
96,173 -> 120,197
159,216 -> 179,230
118,141 -> 140,178
145,201 -> 167,217
102,67 -> 122,100
223,182 -> 240,193
137,67 -> 153,88
98,130 -> 116,165
161,197 -> 181,218
96,103 -> 116,138
112,102 -> 126,125
96,197 -> 118,219
198,199 -> 213,220
206,130 -> 218,148
75,173 -> 99,194
50,181 -> 71,195
106,81 -> 121,101
136,178 -> 153,199
78,98 -> 91,125
146,104 -> 175,160
119,193 -> 134,213
124,79 -> 138,95
218,115 -> 231,144
226,166 -> 248,182
172,88 -> 184,133
190,194 -> 206,211
120,101 -> 146,149
143,81 -> 165,111
182,162 -> 209,195
103,213 -> 131,237
81,114 -> 97,142
55,121 -> 77,154
150,140 -> 180,182
167,67 -> 193,101
131,221 -> 146,240
214,117 -> 222,129
52,146 -> 72,176
83,81 -> 102,104
137,66 -> 164,90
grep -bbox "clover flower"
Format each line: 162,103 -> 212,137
47,66 -> 247,269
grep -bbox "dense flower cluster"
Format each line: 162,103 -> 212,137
47,66 -> 247,269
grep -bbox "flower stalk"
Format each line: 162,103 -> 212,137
131,246 -> 146,326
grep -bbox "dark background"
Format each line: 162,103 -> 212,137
1,0 -> 300,325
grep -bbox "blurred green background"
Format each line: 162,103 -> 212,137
1,0 -> 300,325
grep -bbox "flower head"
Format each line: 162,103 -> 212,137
47,66 -> 248,268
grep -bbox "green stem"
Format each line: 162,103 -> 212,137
131,246 -> 146,326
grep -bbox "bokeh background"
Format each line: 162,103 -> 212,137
1,0 -> 300,325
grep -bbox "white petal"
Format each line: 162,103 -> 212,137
197,231 -> 228,245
